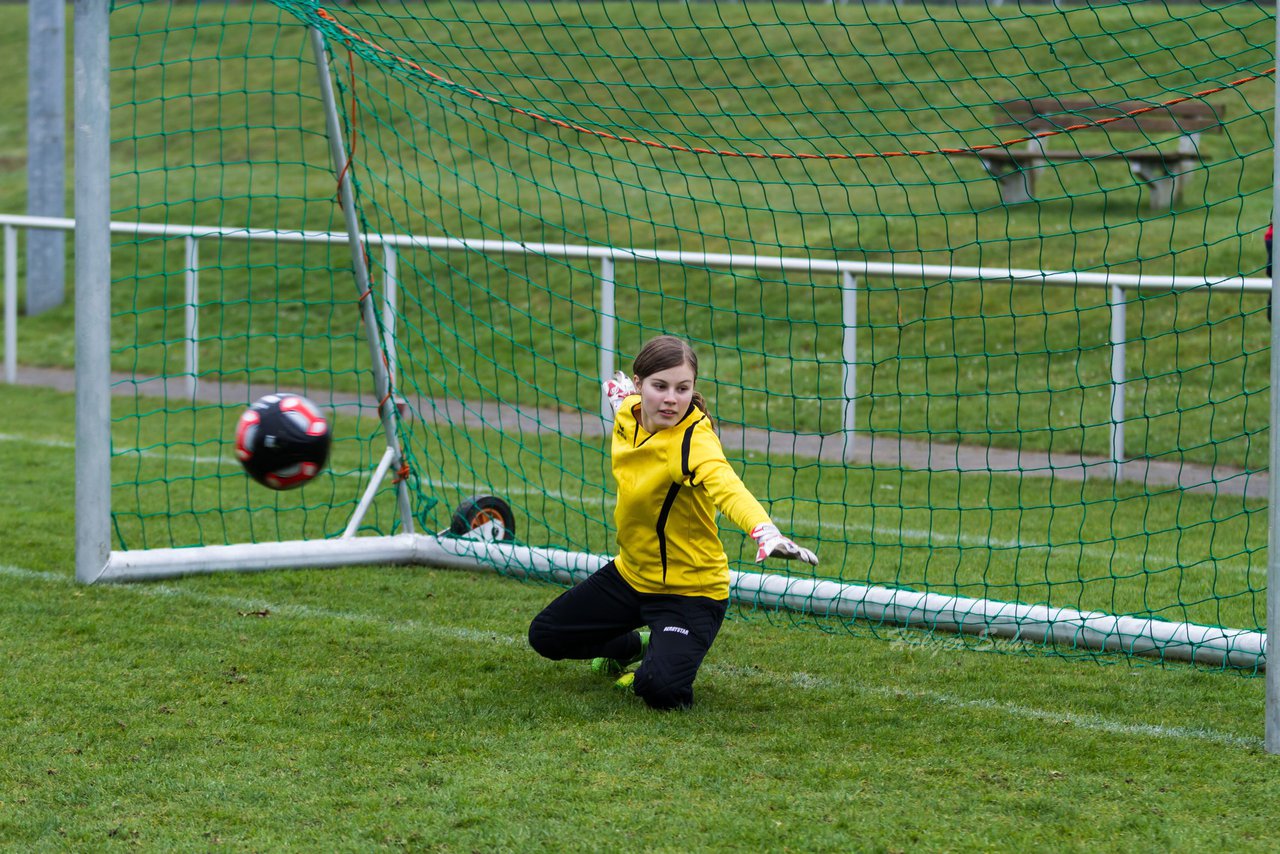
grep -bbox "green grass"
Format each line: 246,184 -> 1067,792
5,6 -> 1280,844
3,4 -> 1272,635
1,12 -> 1270,590
1,383 -> 1278,850
4,1 -> 1276,464
33,374 -> 1261,633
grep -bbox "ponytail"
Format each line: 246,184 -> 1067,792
691,389 -> 713,430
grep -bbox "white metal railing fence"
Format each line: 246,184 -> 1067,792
2,212 -> 1271,464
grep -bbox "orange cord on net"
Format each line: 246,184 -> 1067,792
312,6 -> 1270,163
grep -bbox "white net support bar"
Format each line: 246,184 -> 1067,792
94,537 -> 1264,670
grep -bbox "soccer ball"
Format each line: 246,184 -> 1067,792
234,393 -> 331,490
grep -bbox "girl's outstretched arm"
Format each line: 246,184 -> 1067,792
693,452 -> 820,568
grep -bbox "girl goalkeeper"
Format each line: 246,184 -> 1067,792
528,335 -> 818,710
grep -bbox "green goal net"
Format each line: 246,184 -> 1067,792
93,0 -> 1275,668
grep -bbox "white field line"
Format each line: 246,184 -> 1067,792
0,431 -> 1260,575
711,663 -> 1262,750
0,562 -> 1260,751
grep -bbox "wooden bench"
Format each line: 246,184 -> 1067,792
972,98 -> 1224,210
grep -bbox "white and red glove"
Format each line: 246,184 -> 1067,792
751,523 -> 818,566
603,371 -> 636,414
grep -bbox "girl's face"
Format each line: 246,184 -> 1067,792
634,361 -> 696,433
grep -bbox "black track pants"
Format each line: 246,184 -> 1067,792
528,561 -> 728,710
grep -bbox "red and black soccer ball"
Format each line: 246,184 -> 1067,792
234,393 -> 331,490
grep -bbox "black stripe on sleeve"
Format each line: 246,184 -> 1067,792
655,483 -> 681,583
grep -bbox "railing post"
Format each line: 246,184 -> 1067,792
383,243 -> 398,383
841,270 -> 858,461
381,243 -> 409,418
599,256 -> 616,418
1108,283 -> 1127,465
184,236 -> 198,398
4,225 -> 16,384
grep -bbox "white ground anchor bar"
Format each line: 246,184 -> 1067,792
100,535 -> 421,580
96,538 -> 1265,670
728,570 -> 1266,670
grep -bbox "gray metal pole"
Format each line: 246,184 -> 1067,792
1108,284 -> 1127,466
184,236 -> 199,398
309,27 -> 416,534
599,257 -> 615,419
1266,4 -> 1280,754
74,0 -> 111,584
4,226 -> 16,384
28,0 -> 66,315
841,271 -> 857,462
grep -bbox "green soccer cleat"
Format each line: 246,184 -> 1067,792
590,655 -> 627,676
613,671 -> 636,693
590,630 -> 649,677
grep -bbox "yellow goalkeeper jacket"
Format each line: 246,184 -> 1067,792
611,395 -> 771,600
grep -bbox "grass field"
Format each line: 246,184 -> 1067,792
34,367 -> 1267,635
5,2 -> 1278,466
9,0 -> 1265,643
5,3 -> 1280,848
2,381 -> 1279,850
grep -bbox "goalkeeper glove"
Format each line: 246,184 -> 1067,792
603,371 -> 636,414
750,523 -> 818,566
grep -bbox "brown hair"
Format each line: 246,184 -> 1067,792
632,335 -> 711,422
